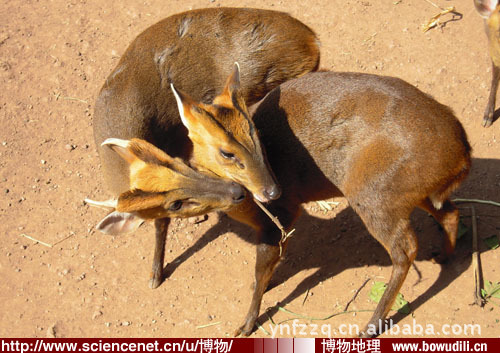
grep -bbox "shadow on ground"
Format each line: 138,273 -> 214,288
163,157 -> 500,332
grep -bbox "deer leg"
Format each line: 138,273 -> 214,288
234,240 -> 286,337
228,199 -> 299,336
484,62 -> 500,127
419,198 -> 459,264
354,212 -> 417,338
149,217 -> 170,289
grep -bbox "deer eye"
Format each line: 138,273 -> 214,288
169,200 -> 183,211
220,149 -> 235,160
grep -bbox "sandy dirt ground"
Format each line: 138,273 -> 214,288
1,0 -> 499,338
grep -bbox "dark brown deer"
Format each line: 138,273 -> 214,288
92,7 -> 320,288
221,71 -> 471,337
475,0 -> 500,127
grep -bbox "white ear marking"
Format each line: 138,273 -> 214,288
171,84 -> 191,129
84,198 -> 118,210
101,137 -> 136,163
101,138 -> 130,148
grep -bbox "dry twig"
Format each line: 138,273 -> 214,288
344,278 -> 370,311
344,278 -> 371,312
254,199 -> 296,256
302,288 -> 310,306
422,6 -> 456,32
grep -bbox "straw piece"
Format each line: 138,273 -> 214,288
317,200 -> 340,212
195,321 -> 221,329
471,206 -> 485,307
256,320 -> 270,336
19,234 -> 53,248
63,96 -> 88,104
452,198 -> 500,207
276,305 -> 373,323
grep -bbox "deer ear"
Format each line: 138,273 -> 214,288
101,138 -> 136,164
474,0 -> 498,18
213,63 -> 246,109
224,62 -> 241,95
171,84 -> 199,132
96,211 -> 144,235
171,84 -> 227,142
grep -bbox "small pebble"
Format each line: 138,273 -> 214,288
92,311 -> 103,320
189,215 -> 208,224
47,325 -> 56,338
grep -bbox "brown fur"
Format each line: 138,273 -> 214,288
93,7 -> 320,195
475,0 -> 500,127
224,72 -> 471,337
93,7 -> 320,288
343,137 -> 403,196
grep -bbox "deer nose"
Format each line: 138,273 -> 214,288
229,182 -> 246,203
262,184 -> 281,201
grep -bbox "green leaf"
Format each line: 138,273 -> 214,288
369,282 -> 386,303
457,219 -> 468,239
484,235 -> 499,250
394,293 -> 411,314
369,281 -> 410,314
485,280 -> 492,292
483,280 -> 500,300
491,285 -> 500,300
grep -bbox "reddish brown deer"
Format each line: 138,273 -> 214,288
222,71 -> 470,337
109,71 -> 471,336
475,0 -> 500,127
92,7 -> 320,288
